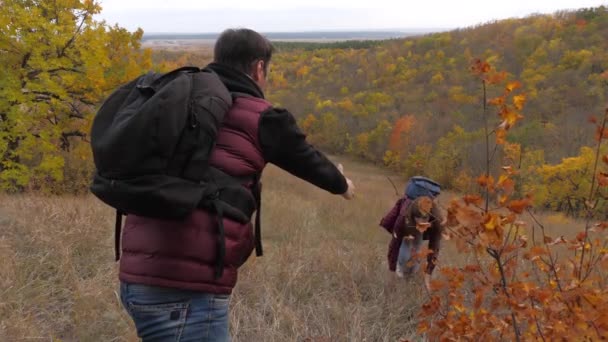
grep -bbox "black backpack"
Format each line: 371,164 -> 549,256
90,66 -> 260,278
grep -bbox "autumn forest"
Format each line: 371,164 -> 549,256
2,1 -> 608,340
2,3 -> 607,217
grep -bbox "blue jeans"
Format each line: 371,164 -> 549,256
397,234 -> 424,275
120,282 -> 231,342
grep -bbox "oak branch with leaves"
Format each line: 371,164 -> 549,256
0,0 -> 151,191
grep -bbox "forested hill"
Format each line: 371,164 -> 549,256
253,6 -> 607,215
1,2 -> 606,215
263,6 -> 607,168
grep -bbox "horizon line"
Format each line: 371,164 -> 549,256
142,28 -> 454,35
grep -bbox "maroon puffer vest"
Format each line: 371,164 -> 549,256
118,96 -> 271,294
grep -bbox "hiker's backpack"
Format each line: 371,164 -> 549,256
379,176 -> 441,235
404,176 -> 441,200
90,66 -> 259,278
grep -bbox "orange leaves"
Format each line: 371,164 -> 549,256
388,115 -> 416,151
507,197 -> 532,214
576,231 -> 587,242
495,128 -> 507,145
477,60 -> 526,146
463,194 -> 483,206
498,107 -> 524,130
598,172 -> 608,187
454,205 -> 484,228
595,126 -> 608,141
493,100 -> 525,145
483,213 -> 501,231
505,81 -> 522,92
421,295 -> 442,316
497,174 -> 515,196
295,65 -> 310,78
476,174 -> 495,192
486,71 -> 507,85
594,222 -> 608,231
524,246 -> 548,260
419,58 -> 608,342
300,114 -> 317,133
488,97 -> 504,106
471,59 -> 491,76
592,110 -> 608,141
512,94 -> 526,110
471,59 -> 509,86
463,265 -> 481,273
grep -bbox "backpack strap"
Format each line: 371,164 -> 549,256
199,171 -> 263,279
196,181 -> 226,279
114,210 -> 124,261
147,66 -> 201,92
252,173 -> 263,257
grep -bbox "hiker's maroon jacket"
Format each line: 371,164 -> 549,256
385,197 -> 443,272
119,63 -> 348,294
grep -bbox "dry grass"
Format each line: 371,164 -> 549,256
0,157 -> 588,341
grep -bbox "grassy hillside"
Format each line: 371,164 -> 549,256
0,157 -> 587,341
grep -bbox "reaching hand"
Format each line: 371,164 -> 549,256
337,163 -> 355,200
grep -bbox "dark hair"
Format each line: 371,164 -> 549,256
214,28 -> 274,75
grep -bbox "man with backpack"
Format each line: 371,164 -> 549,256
92,28 -> 354,341
380,177 -> 443,283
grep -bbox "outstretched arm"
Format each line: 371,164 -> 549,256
259,107 -> 353,197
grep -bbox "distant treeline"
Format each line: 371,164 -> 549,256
272,40 -> 390,51
142,30 -> 427,42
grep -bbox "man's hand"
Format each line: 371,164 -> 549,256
337,163 -> 355,200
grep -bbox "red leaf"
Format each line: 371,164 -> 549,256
598,172 -> 608,187
576,231 -> 587,242
507,198 -> 532,214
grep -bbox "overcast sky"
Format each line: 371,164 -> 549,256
95,0 -> 607,33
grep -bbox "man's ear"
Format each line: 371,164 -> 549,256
252,60 -> 265,82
